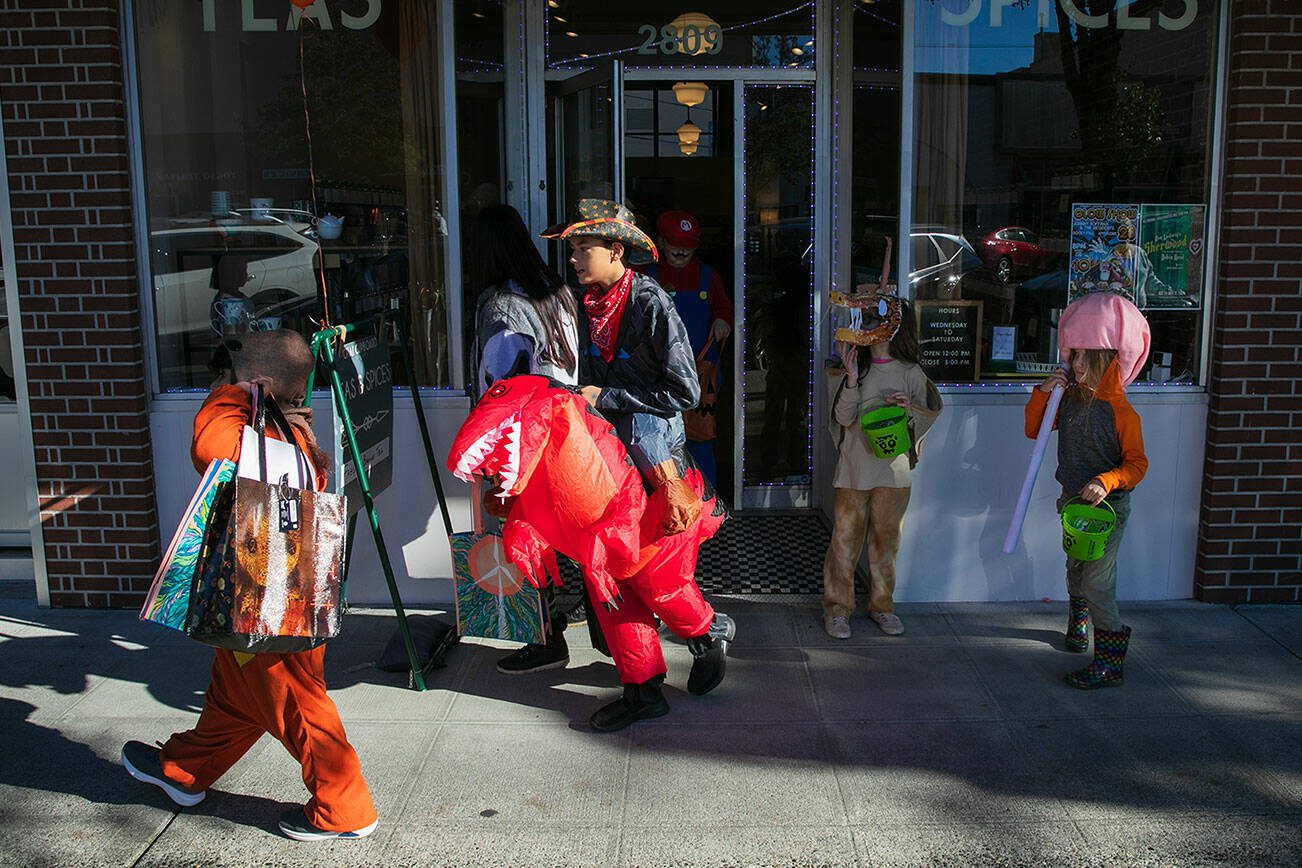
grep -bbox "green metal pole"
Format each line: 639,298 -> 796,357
318,333 -> 428,691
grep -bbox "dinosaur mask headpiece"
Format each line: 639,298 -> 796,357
830,291 -> 903,345
449,376 -> 557,495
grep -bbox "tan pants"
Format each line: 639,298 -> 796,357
822,486 -> 911,617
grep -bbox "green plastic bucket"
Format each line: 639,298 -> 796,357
859,406 -> 911,460
1060,498 -> 1116,562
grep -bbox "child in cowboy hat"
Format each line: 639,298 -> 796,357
537,198 -> 735,730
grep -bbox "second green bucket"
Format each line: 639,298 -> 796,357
1060,498 -> 1116,562
860,406 -> 911,460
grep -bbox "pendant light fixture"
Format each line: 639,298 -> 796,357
672,81 -> 707,156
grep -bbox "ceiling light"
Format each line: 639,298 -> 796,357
554,15 -> 567,22
676,119 -> 701,148
679,140 -> 699,156
548,0 -> 560,7
565,30 -> 578,37
671,81 -> 709,108
668,12 -> 721,57
791,47 -> 804,56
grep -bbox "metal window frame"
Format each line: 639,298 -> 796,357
897,0 -> 915,300
731,82 -> 745,509
120,0 -> 162,398
0,103 -> 51,604
438,0 -> 466,389
1199,0 -> 1233,390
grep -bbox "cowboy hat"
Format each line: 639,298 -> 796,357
540,198 -> 658,265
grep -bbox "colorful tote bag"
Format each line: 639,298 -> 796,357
184,391 -> 347,654
139,458 -> 237,632
450,530 -> 549,644
185,474 -> 347,654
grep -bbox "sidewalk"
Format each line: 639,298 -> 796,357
1,581 -> 1298,867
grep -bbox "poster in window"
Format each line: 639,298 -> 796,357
1069,203 -> 1203,310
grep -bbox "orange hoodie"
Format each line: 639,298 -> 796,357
192,384 -> 327,491
1024,358 -> 1147,496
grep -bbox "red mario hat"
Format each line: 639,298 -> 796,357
657,210 -> 700,248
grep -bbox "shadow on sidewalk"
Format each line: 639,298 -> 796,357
2,588 -> 1300,847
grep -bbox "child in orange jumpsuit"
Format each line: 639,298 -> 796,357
121,330 -> 378,841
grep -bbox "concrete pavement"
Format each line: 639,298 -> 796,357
1,581 -> 1299,867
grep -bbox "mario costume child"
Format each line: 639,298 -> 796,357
644,210 -> 733,484
121,330 -> 378,842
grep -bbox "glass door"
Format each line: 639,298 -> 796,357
549,61 -> 624,232
737,84 -> 815,509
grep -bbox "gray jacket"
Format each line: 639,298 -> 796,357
472,281 -> 578,401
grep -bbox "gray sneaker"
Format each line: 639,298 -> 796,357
121,740 -> 205,807
869,610 -> 905,636
686,612 -> 736,696
824,614 -> 852,639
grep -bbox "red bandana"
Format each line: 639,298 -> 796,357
583,268 -> 634,363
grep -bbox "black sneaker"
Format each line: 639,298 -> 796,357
278,807 -> 378,842
496,637 -> 569,675
563,597 -> 588,627
589,676 -> 669,732
686,612 -> 736,696
121,740 -> 206,807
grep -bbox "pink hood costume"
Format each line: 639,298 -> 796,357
447,376 -> 728,692
1057,291 -> 1151,385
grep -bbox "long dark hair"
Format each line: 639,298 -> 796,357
468,204 -> 576,372
888,299 -> 921,365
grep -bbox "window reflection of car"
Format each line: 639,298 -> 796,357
848,221 -> 982,298
976,226 -> 1055,283
151,218 -> 318,348
909,231 -> 983,298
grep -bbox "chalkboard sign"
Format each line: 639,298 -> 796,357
333,332 -> 394,513
915,300 -> 982,382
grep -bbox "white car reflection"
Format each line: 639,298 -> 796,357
151,218 -> 319,349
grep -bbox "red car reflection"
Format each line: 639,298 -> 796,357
977,226 -> 1054,283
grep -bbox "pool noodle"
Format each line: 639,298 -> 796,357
1002,370 -> 1067,554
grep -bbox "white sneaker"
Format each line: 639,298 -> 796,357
823,615 -> 852,639
869,611 -> 904,636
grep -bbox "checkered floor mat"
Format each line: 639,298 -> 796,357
695,511 -> 832,594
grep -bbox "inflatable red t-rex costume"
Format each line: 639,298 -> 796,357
447,375 -> 727,687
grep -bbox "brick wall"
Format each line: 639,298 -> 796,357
1197,1 -> 1302,603
0,1 -> 160,607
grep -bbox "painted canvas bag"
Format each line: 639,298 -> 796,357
139,458 -> 237,632
450,478 -> 548,644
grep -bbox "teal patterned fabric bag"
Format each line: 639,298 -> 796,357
139,458 -> 236,632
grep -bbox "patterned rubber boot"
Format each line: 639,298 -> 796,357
1064,596 -> 1090,653
1064,625 -> 1131,690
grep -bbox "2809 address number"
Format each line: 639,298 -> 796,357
636,23 -> 723,55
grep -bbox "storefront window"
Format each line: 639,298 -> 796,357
546,1 -> 816,70
456,0 -> 508,376
133,1 -> 453,392
849,0 -> 903,295
909,0 -> 1218,385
